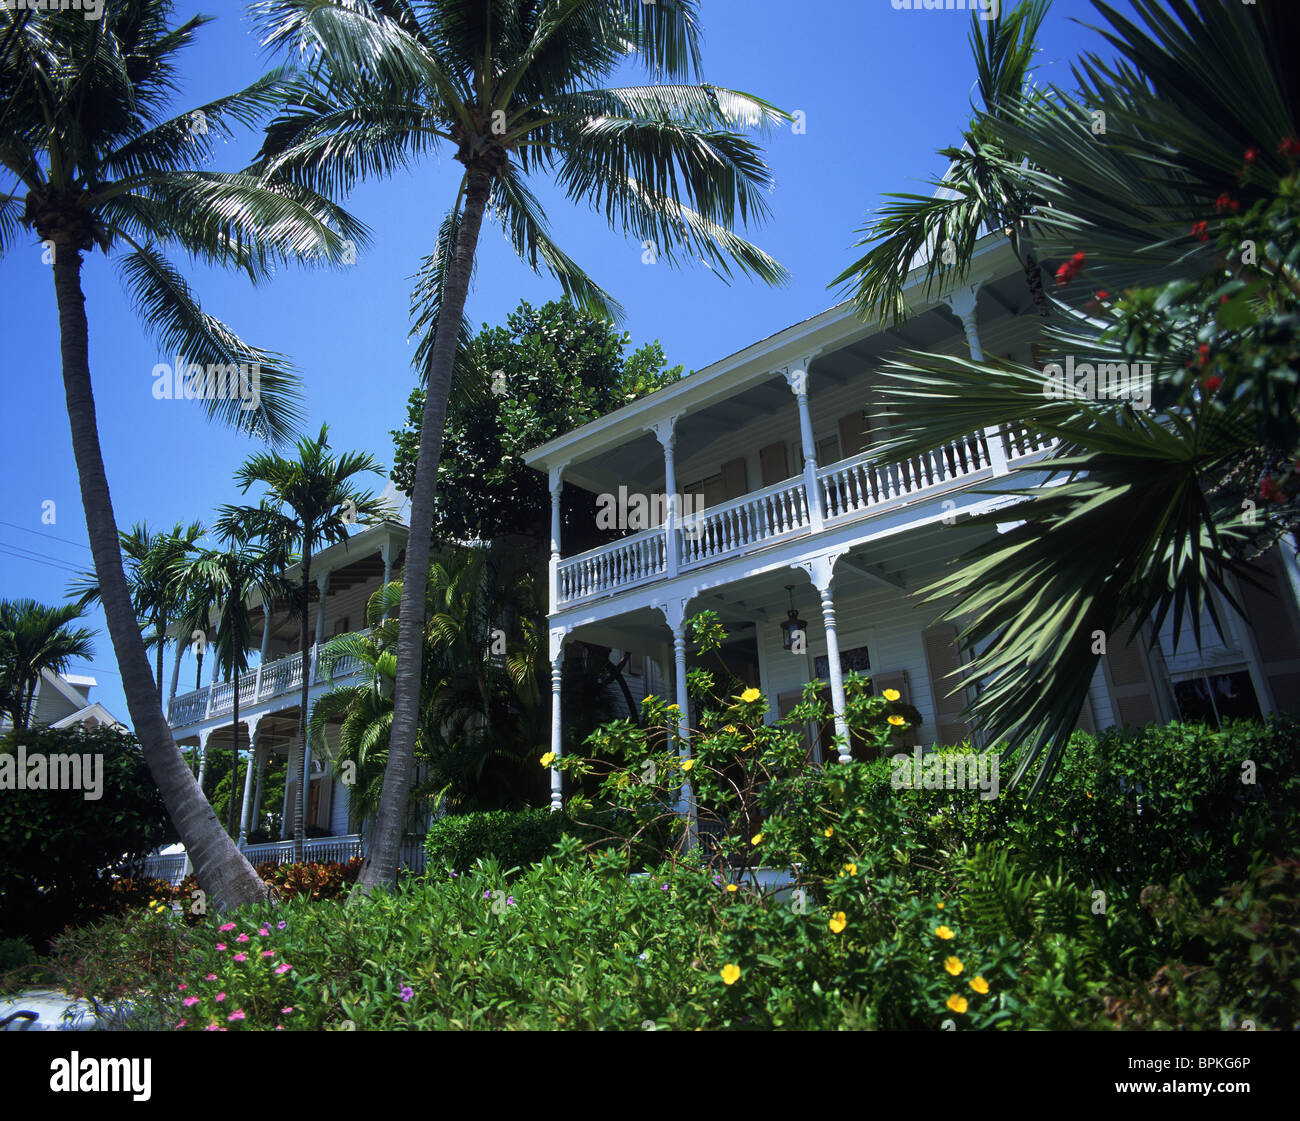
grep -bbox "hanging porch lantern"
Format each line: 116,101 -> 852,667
780,584 -> 807,651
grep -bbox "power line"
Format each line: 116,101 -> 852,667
0,542 -> 87,577
0,520 -> 93,553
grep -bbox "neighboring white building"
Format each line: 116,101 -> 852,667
524,234 -> 1300,806
0,669 -> 123,734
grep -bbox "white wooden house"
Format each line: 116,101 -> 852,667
525,233 -> 1300,808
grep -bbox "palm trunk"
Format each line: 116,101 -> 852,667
294,559 -> 311,861
52,246 -> 266,911
155,610 -> 165,690
354,166 -> 493,896
229,612 -> 242,837
1023,253 -> 1050,318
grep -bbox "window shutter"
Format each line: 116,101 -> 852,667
720,457 -> 748,501
838,410 -> 871,457
921,624 -> 972,746
1100,622 -> 1162,727
759,442 -> 789,486
1236,548 -> 1300,712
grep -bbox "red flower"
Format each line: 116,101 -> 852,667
1244,147 -> 1261,164
1198,343 -> 1212,364
1200,375 -> 1223,394
1214,193 -> 1239,214
1191,220 -> 1210,242
1261,476 -> 1287,505
1220,295 -> 1230,304
1054,251 -> 1086,287
1095,290 -> 1109,300
1279,136 -> 1300,158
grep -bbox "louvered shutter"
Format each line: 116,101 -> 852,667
922,624 -> 972,746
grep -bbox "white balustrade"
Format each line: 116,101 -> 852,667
679,477 -> 810,569
819,432 -> 994,520
1003,425 -> 1058,459
556,526 -> 666,603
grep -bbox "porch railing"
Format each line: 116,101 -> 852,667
680,476 -> 810,568
556,524 -> 667,603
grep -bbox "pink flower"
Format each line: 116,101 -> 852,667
219,922 -> 236,932
215,943 -> 227,951
233,953 -> 247,963
215,992 -> 226,1003
275,963 -> 292,975
236,933 -> 250,943
275,1024 -> 284,1030
204,1024 -> 220,1031
228,1010 -> 246,1022
258,928 -> 270,937
205,974 -> 217,981
176,1020 -> 187,1029
262,950 -> 275,958
177,983 -> 187,991
182,995 -> 200,1007
281,1006 -> 293,1015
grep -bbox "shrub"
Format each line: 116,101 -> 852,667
255,859 -> 361,902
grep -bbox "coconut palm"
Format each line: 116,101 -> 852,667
0,599 -> 97,731
863,0 -> 1298,794
178,528 -> 294,835
230,427 -> 390,859
0,2 -> 365,907
253,0 -> 790,891
831,0 -> 1052,322
68,521 -> 203,692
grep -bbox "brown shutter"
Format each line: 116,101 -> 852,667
1236,548 -> 1300,712
873,669 -> 917,748
922,624 -> 972,746
720,457 -> 748,501
838,410 -> 872,457
759,442 -> 789,487
1101,622 -> 1162,727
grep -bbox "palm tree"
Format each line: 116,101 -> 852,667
231,427 -> 390,859
0,599 -> 97,731
68,521 -> 204,692
861,0 -> 1297,794
831,0 -> 1052,322
253,0 -> 790,892
179,529 -> 294,835
0,2 -> 365,908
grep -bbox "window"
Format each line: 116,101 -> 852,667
1172,669 -> 1261,727
815,644 -> 870,680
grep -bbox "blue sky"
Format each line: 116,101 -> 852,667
0,0 -> 1115,726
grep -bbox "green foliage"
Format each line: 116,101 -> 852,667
0,726 -> 172,946
390,298 -> 682,550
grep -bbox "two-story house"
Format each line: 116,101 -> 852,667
525,233 -> 1300,810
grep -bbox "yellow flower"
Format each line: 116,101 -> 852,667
726,884 -> 738,893
887,715 -> 906,727
829,912 -> 847,934
969,976 -> 990,995
751,833 -> 763,846
839,862 -> 857,878
946,994 -> 968,1014
937,901 -> 945,910
935,925 -> 955,940
1085,791 -> 1093,799
882,688 -> 901,702
944,956 -> 964,976
681,758 -> 694,772
740,688 -> 762,703
724,725 -> 737,734
823,826 -> 834,838
539,752 -> 556,767
720,963 -> 741,986
666,704 -> 680,713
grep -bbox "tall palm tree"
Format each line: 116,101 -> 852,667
0,2 -> 365,908
68,521 -> 203,692
831,0 -> 1052,322
231,427 -> 390,859
179,529 -> 294,835
861,0 -> 1297,794
0,599 -> 97,731
253,0 -> 790,892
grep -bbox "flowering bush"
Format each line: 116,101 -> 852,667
171,914 -> 299,1031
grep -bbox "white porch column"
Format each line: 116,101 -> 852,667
655,596 -> 697,845
255,605 -> 272,699
168,639 -> 182,707
785,354 -> 825,531
196,729 -> 211,790
945,285 -> 1010,476
238,717 -> 262,844
280,755 -> 293,839
380,538 -> 396,619
203,636 -> 219,719
650,418 -> 681,577
548,628 -> 567,813
795,550 -> 852,763
549,465 -> 564,614
251,740 -> 267,835
313,570 -> 330,671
